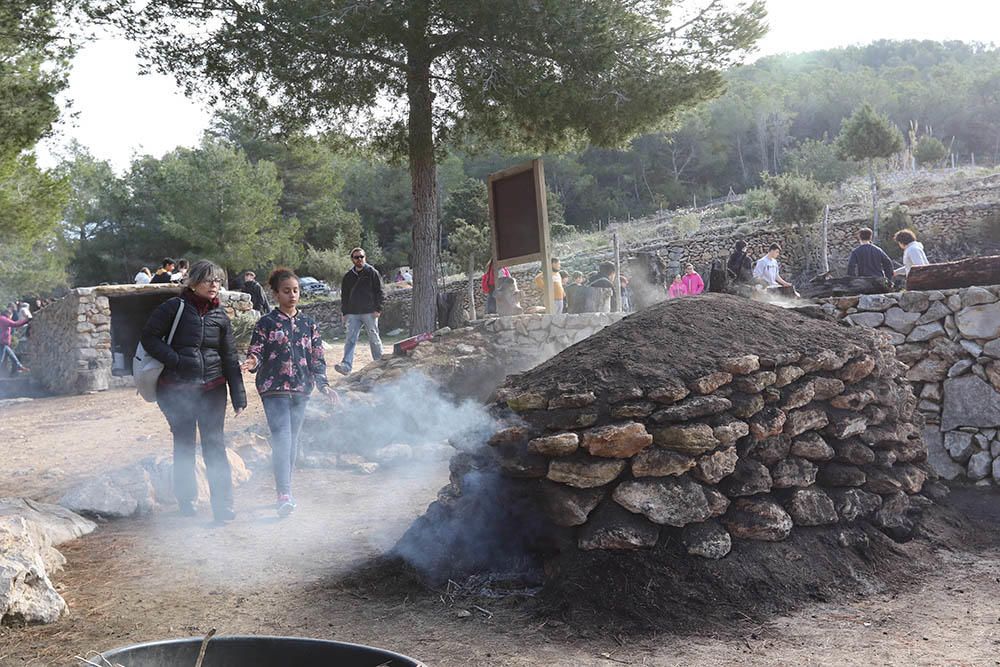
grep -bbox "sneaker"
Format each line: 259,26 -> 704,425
15,366 -> 29,374
178,501 -> 197,517
334,363 -> 350,376
213,507 -> 236,522
277,494 -> 296,517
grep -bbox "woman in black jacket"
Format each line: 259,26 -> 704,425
140,260 -> 247,522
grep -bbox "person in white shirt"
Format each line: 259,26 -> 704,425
135,267 -> 152,284
892,228 -> 929,277
753,243 -> 793,288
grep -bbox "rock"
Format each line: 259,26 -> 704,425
837,356 -> 876,384
960,339 -> 984,358
948,359 -> 974,378
781,382 -> 816,410
691,448 -> 739,484
824,414 -> 868,440
607,386 -> 644,403
863,467 -> 903,494
682,520 -> 732,559
723,497 -> 793,541
730,392 -> 766,419
784,408 -> 829,438
372,444 -> 413,465
993,457 -> 1000,482
0,498 -> 96,546
817,463 -> 867,487
898,291 -> 930,312
830,390 -> 876,411
652,395 -> 731,422
893,464 -> 927,494
799,350 -> 849,373
946,293 -> 962,312
488,426 -> 534,446
770,457 -> 819,488
506,391 -> 548,411
956,302 -> 1000,339
652,424 -> 719,455
713,419 -> 750,446
883,307 -> 921,334
790,432 -> 835,461
874,492 -> 914,540
719,458 -> 772,496
528,433 -> 580,457
882,330 -> 906,345
689,371 -> 733,395
648,382 -> 690,404
0,517 -> 67,625
906,323 -> 946,343
613,477 -> 711,526
59,465 -> 155,518
941,375 -> 1000,431
774,365 -> 805,388
548,392 -> 596,409
986,362 -> 1000,393
540,484 -> 605,526
858,294 -> 896,312
610,402 -> 657,419
578,503 -> 660,550
834,439 -> 876,465
719,355 -> 760,375
831,488 -> 882,521
747,435 -> 791,466
548,458 -> 626,488
581,422 -> 653,458
905,358 -> 951,383
338,454 -> 380,475
749,407 -> 787,441
913,300 -> 950,327
983,339 -> 1000,358
631,448 -> 697,477
961,286 -> 997,308
705,488 -> 730,517
810,377 -> 846,400
786,488 -> 838,525
967,451 -> 993,481
732,371 -> 777,394
849,312 -> 885,328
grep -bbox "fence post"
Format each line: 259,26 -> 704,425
613,232 -> 623,314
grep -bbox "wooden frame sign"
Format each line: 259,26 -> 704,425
487,159 -> 554,312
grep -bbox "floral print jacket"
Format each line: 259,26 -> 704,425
246,309 -> 329,396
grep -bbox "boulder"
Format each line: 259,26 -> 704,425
528,433 -> 580,457
548,392 -> 596,409
540,484 -> 605,526
898,291 -> 930,313
947,359 -> 974,378
874,492 -> 914,540
833,439 -> 876,466
893,464 -> 928,495
810,377 -> 846,400
547,458 -> 626,488
648,382 -> 690,404
652,423 -> 719,455
967,451 -> 993,481
746,435 -> 791,466
831,488 -> 882,521
956,302 -> 1000,339
0,517 -> 67,625
691,447 -> 739,484
506,391 -> 548,411
631,449 -> 697,477
749,407 -> 787,441
781,382 -> 816,410
59,465 -> 155,518
770,457 -> 819,488
652,395 -> 732,422
837,356 -> 876,384
915,300 -> 952,326
723,497 -> 793,541
942,375 -> 1000,430
790,432 -> 836,461
858,294 -> 896,312
713,419 -> 750,446
581,422 -> 653,458
704,488 -> 731,517
785,488 -> 838,526
373,444 -> 414,465
784,408 -> 830,437
719,355 -> 760,376
689,371 -> 733,395
578,503 -> 660,550
733,371 -> 777,394
0,498 -> 96,546
774,365 -> 805,388
883,307 -> 921,334
862,467 -> 903,494
906,323 -> 946,343
905,358 -> 951,383
730,392 -> 766,419
830,390 -> 876,411
719,458 -> 772,496
849,312 -> 885,328
610,402 -> 657,419
943,430 -> 974,463
682,520 -> 732,559
961,286 -> 997,308
817,463 -> 867,487
612,477 -> 711,527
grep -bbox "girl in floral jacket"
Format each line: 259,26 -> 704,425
242,268 -> 336,517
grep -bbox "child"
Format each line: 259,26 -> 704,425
667,275 -> 687,299
242,268 -> 337,517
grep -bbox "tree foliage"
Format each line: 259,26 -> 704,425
914,135 -> 948,167
766,173 -> 827,229
836,104 -> 904,163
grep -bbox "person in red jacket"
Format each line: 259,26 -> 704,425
681,263 -> 705,295
0,307 -> 29,374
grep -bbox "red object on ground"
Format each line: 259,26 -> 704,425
393,332 -> 433,355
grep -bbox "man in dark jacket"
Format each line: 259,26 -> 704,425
150,257 -> 176,284
847,227 -> 894,281
334,247 -> 384,375
583,262 -> 618,313
241,271 -> 270,314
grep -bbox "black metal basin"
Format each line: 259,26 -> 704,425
97,635 -> 425,666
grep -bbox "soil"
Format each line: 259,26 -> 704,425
511,293 -> 868,395
3,346 -> 1000,665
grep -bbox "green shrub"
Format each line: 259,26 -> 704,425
674,212 -> 701,237
913,135 -> 947,167
743,187 -> 776,219
878,205 -> 913,258
550,221 -> 576,239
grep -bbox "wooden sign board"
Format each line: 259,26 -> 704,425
487,159 -> 553,311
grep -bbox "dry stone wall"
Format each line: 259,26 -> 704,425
25,285 -> 254,395
817,284 -> 1000,484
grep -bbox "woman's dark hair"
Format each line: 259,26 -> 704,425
734,240 -> 747,252
893,229 -> 916,245
268,267 -> 299,291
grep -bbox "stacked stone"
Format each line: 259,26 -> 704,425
488,339 -> 931,559
819,285 -> 1000,485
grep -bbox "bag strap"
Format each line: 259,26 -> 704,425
166,299 -> 185,345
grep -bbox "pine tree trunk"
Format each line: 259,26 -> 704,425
406,47 -> 439,335
869,159 -> 879,238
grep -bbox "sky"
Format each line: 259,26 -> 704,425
37,0 -> 1000,172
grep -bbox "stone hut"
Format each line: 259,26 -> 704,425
25,284 -> 254,395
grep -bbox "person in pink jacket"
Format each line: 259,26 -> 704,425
0,307 -> 29,374
681,264 -> 705,295
667,275 -> 687,299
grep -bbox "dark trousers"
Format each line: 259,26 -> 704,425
157,383 -> 233,513
262,393 -> 309,496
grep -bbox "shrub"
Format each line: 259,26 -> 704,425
743,187 -> 776,219
550,221 -> 576,239
913,135 -> 947,167
674,212 -> 701,237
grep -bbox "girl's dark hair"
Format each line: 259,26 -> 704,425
268,267 -> 299,291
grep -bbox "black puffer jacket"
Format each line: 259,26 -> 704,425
140,294 -> 247,409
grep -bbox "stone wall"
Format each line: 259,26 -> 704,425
25,285 -> 254,395
817,284 -> 1000,484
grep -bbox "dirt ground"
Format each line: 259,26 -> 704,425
3,349 -> 1000,665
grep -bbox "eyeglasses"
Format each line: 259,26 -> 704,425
201,279 -> 223,286
351,255 -> 365,260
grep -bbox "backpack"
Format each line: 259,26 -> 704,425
133,299 -> 185,402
